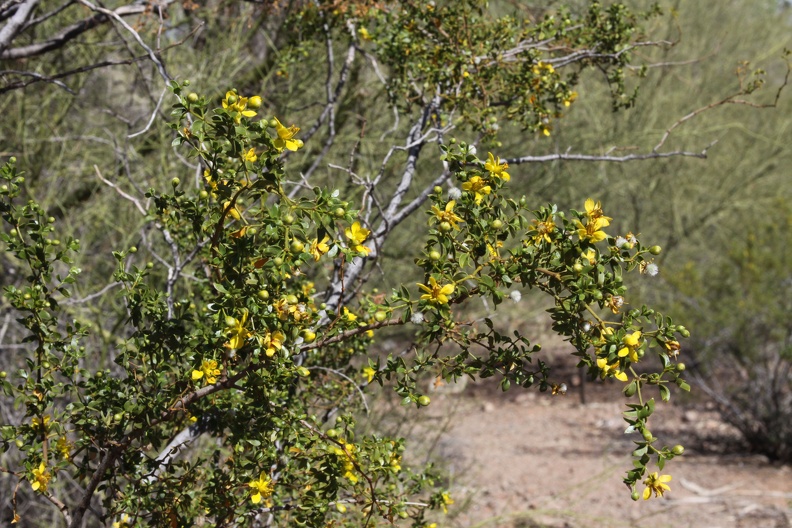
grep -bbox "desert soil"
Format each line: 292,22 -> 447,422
417,378 -> 792,528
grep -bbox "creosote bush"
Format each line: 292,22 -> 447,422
0,82 -> 688,525
7,0 -> 787,526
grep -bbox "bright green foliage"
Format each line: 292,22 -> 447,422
0,1 -> 736,526
0,83 -> 686,524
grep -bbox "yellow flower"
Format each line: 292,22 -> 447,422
272,117 -> 303,151
112,514 -> 131,528
310,235 -> 330,261
332,441 -> 358,483
243,148 -> 257,163
222,91 -> 257,124
31,415 -> 51,432
596,357 -> 628,382
642,472 -> 671,500
362,366 -> 376,383
358,27 -> 371,40
417,276 -> 455,305
532,61 -> 555,74
581,248 -> 597,266
225,310 -> 252,350
249,472 -> 275,504
259,331 -> 285,357
343,307 -> 358,322
223,200 -> 242,221
664,340 -> 681,358
56,436 -> 71,461
584,198 -> 612,223
484,152 -> 510,181
461,175 -> 491,205
431,200 -> 463,230
345,222 -> 371,255
563,91 -> 578,107
575,216 -> 609,243
441,491 -> 454,514
191,359 -> 221,385
530,218 -> 556,245
30,462 -> 51,492
618,331 -> 642,362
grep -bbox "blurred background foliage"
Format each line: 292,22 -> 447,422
1,0 -> 791,521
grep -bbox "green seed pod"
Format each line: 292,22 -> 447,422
417,395 -> 431,406
491,219 -> 503,230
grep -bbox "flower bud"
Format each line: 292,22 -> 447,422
187,93 -> 199,103
648,245 -> 662,255
374,310 -> 387,322
429,250 -> 441,261
248,95 -> 263,109
171,177 -> 180,187
671,445 -> 685,455
491,219 -> 503,230
417,395 -> 431,406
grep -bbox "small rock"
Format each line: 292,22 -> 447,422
481,402 -> 495,413
682,410 -> 699,423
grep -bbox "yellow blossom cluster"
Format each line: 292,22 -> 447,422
331,441 -> 359,484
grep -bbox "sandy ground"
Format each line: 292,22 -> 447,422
415,379 -> 792,528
